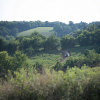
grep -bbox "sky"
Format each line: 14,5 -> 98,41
0,0 -> 100,24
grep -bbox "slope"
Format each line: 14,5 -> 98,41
17,27 -> 54,37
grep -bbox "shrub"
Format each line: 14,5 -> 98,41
0,66 -> 100,100
33,62 -> 45,74
62,49 -> 100,70
53,61 -> 62,71
0,51 -> 28,78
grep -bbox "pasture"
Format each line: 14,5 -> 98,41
17,27 -> 54,37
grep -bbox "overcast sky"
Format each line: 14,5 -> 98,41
0,0 -> 100,24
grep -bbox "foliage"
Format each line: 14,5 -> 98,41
1,21 -> 100,100
12,51 -> 28,70
0,31 -> 61,58
5,35 -> 15,41
61,24 -> 100,49
0,51 -> 12,74
53,21 -> 79,37
24,46 -> 34,56
0,66 -> 100,100
7,39 -> 19,54
75,24 -> 100,46
33,62 -> 45,74
28,51 -> 62,67
1,21 -> 100,40
62,49 -> 100,70
43,34 -> 59,50
61,35 -> 76,49
30,32 -> 44,50
0,51 -> 28,76
0,38 -> 6,51
53,61 -> 62,71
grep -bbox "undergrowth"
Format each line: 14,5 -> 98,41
28,53 -> 62,67
0,65 -> 100,100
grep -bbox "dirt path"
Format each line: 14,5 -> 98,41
60,50 -> 69,63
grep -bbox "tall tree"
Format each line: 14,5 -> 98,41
43,34 -> 59,50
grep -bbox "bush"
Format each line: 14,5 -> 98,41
0,51 -> 12,75
0,51 -> 28,78
0,66 -> 100,100
33,62 -> 45,74
53,61 -> 62,71
12,51 -> 28,70
62,49 -> 100,70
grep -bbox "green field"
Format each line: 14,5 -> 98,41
28,50 -> 63,67
17,27 -> 54,37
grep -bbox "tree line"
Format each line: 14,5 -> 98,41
61,24 -> 100,49
0,21 -> 57,40
1,24 -> 100,54
1,21 -> 100,41
0,31 -> 59,55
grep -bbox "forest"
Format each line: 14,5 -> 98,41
0,20 -> 100,100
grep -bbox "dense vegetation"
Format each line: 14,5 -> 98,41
0,21 -> 100,100
61,24 -> 100,49
0,66 -> 100,100
1,20 -> 100,40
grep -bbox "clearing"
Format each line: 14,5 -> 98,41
28,50 -> 62,67
17,27 -> 54,37
28,49 -> 70,67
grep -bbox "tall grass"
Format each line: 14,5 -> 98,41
0,65 -> 100,100
28,51 -> 62,67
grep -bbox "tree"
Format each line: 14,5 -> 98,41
12,51 -> 28,70
30,36 -> 43,50
61,35 -> 76,49
53,23 -> 63,33
53,62 -> 62,71
10,28 -> 18,37
63,26 -> 72,34
7,39 -> 19,53
0,51 -> 28,75
43,34 -> 59,50
29,31 -> 44,50
69,21 -> 74,25
0,38 -> 6,51
0,51 -> 12,73
19,38 -> 31,50
87,24 -> 97,32
5,35 -> 15,40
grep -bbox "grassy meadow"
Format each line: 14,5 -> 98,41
17,27 -> 54,37
28,50 -> 63,67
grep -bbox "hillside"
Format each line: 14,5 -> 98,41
1,21 -> 100,40
17,27 -> 54,37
